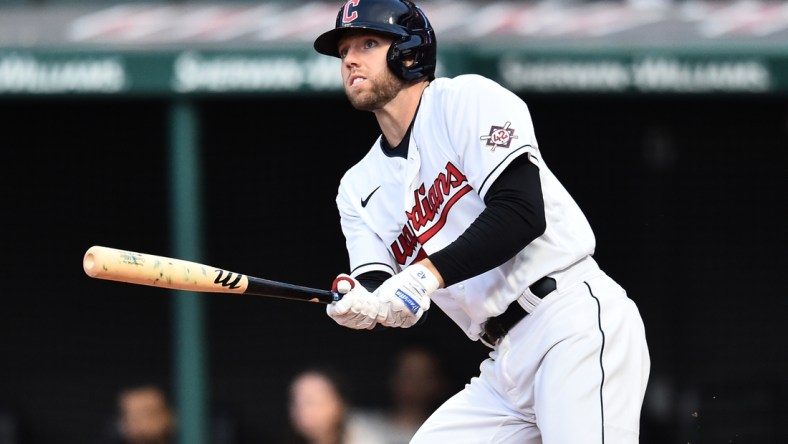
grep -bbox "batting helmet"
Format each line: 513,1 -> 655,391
313,0 -> 436,81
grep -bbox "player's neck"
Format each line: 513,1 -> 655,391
375,80 -> 429,147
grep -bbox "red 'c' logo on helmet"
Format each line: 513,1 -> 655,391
343,0 -> 360,24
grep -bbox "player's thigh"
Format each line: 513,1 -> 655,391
533,277 -> 649,443
411,359 -> 542,444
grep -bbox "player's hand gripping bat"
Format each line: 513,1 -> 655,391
82,246 -> 341,304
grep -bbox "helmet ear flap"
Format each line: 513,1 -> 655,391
389,35 -> 420,59
387,34 -> 433,81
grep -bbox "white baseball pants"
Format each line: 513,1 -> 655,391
410,257 -> 651,444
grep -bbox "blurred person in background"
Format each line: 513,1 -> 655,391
110,384 -> 178,444
283,366 -> 385,444
0,402 -> 24,444
356,344 -> 452,444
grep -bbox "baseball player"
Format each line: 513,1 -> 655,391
314,1 -> 651,442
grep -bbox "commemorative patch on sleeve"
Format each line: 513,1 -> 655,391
480,121 -> 518,151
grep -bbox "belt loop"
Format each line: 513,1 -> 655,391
480,276 -> 556,346
520,290 -> 541,313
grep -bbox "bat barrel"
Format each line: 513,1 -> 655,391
83,248 -> 100,277
83,245 -> 339,304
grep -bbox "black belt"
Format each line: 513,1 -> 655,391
481,276 -> 557,345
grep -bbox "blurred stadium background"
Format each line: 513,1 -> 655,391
1,0 -> 787,443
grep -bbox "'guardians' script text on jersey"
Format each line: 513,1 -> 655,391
392,161 -> 472,265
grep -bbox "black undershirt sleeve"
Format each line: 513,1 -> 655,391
427,154 -> 546,288
356,271 -> 392,293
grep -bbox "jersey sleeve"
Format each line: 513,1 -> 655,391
336,175 -> 398,278
442,75 -> 540,200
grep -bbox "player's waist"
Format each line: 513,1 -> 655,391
480,256 -> 599,347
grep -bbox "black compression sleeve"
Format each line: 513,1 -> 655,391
428,154 -> 546,287
356,270 -> 391,292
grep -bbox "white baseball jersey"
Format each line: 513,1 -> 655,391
336,74 -> 595,340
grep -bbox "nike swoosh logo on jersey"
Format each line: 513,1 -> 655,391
361,186 -> 381,208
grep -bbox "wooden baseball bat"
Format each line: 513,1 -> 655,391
82,245 -> 340,304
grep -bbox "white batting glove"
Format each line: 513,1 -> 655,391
373,264 -> 439,328
326,274 -> 380,330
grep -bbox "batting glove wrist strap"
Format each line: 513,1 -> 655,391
401,263 -> 440,304
374,263 -> 438,328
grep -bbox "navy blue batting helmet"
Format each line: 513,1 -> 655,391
313,0 -> 437,81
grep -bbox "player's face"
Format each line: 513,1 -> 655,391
338,31 -> 405,111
